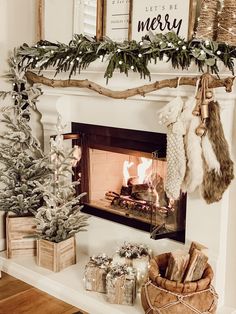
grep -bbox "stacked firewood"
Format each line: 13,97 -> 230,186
165,242 -> 208,283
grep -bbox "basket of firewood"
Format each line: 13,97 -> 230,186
141,242 -> 218,314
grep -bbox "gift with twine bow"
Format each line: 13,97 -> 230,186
106,264 -> 136,305
112,243 -> 151,291
84,254 -> 112,293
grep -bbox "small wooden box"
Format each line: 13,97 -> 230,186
37,237 -> 76,272
6,215 -> 37,258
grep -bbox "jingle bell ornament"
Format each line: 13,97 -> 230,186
205,90 -> 213,99
201,100 -> 209,119
196,122 -> 207,137
192,107 -> 201,116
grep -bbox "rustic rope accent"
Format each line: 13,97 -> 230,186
195,0 -> 220,40
217,0 -> 236,45
144,280 -> 218,314
25,71 -> 235,100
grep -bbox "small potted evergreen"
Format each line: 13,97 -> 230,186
0,108 -> 50,258
36,124 -> 89,272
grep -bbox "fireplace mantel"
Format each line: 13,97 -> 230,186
36,65 -> 236,309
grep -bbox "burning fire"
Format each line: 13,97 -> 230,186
137,157 -> 152,184
123,161 -> 134,186
123,157 -> 152,186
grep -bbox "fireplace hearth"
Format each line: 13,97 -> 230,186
68,123 -> 186,243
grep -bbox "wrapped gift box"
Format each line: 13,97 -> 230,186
84,254 -> 112,293
112,243 -> 151,290
106,264 -> 136,305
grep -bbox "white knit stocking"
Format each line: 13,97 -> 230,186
158,97 -> 186,200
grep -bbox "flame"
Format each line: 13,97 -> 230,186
137,157 -> 152,184
123,161 -> 134,186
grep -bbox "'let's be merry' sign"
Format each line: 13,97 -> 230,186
129,0 -> 195,40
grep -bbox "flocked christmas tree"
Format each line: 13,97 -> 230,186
35,117 -> 89,243
0,107 -> 51,216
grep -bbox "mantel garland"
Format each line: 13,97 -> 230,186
18,32 -> 236,82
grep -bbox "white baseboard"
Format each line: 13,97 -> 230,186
0,238 -> 5,252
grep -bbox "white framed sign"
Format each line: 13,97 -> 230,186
129,0 -> 196,41
103,0 -> 130,42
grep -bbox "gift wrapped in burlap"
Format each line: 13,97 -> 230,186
112,242 -> 151,290
84,254 -> 112,293
106,264 -> 136,305
141,253 -> 218,314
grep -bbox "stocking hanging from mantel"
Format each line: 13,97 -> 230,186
181,96 -> 205,194
158,74 -> 234,204
201,101 -> 234,203
158,96 -> 186,200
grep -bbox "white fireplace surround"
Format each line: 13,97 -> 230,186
0,1 -> 234,312
0,62 -> 236,314
32,61 -> 236,310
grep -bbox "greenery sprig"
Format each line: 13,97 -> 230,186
17,32 -> 236,82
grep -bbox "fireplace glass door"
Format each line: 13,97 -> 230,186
70,123 -> 186,243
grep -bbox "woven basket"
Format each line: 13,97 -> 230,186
141,253 -> 218,314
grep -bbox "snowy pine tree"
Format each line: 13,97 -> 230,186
0,108 -> 51,216
35,118 -> 89,243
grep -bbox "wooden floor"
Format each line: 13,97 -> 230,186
0,272 -> 87,314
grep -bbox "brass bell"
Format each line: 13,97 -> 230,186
193,88 -> 202,116
195,123 -> 207,137
201,101 -> 209,119
205,90 -> 213,99
192,107 -> 201,116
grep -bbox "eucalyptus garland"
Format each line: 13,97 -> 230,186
17,32 -> 236,82
0,51 -> 42,111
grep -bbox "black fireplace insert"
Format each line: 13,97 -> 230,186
66,122 -> 186,243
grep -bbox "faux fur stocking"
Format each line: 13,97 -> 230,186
201,101 -> 234,204
181,97 -> 204,193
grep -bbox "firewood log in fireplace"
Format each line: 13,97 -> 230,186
120,173 -> 168,208
111,195 -> 153,218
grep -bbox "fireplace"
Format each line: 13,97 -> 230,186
68,122 -> 186,243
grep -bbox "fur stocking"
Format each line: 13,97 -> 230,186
201,101 -> 234,204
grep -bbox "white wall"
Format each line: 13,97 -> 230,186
44,0 -> 74,42
0,0 -> 37,249
225,104 -> 236,307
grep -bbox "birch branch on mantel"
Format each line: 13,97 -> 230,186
25,71 -> 235,100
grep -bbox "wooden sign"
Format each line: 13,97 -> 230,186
129,0 -> 197,41
103,0 -> 130,42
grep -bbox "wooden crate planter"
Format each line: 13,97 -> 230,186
37,237 -> 76,272
6,215 -> 37,258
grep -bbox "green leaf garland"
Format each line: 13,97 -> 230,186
17,32 -> 236,81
